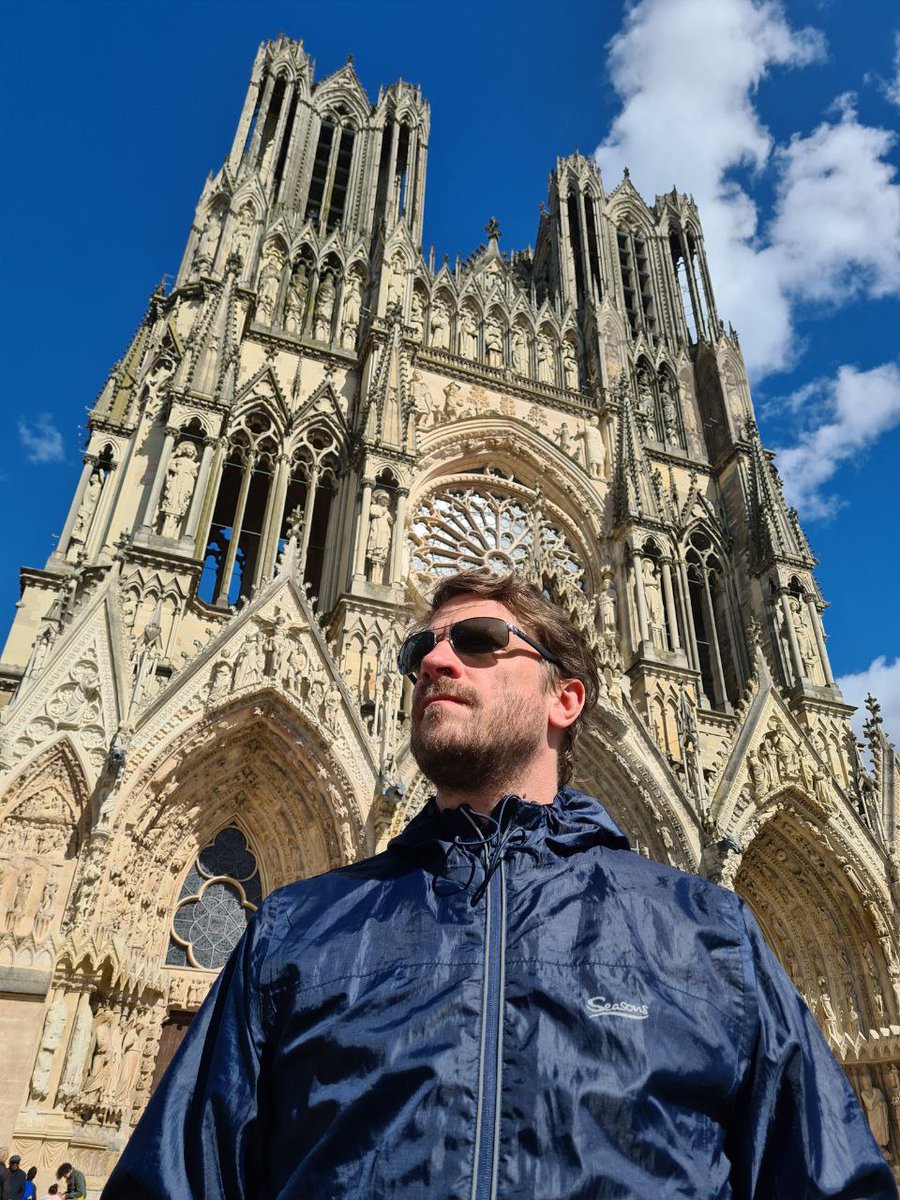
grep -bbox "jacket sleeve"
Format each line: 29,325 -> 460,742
101,895 -> 277,1199
728,900 -> 897,1198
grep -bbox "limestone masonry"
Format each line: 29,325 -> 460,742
0,34 -> 898,1184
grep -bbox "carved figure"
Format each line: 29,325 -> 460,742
29,991 -> 69,1101
385,256 -> 406,309
484,316 -> 504,365
409,288 -> 426,340
642,557 -> 666,651
340,274 -> 362,348
816,979 -> 839,1041
509,324 -> 528,375
196,207 -> 223,265
116,1020 -> 143,1106
562,340 -> 579,390
159,441 -> 199,538
636,367 -> 657,438
556,423 -> 571,455
459,307 -> 478,358
410,370 -> 434,429
285,262 -> 309,333
256,248 -> 282,323
36,876 -> 58,922
69,471 -> 104,551
366,490 -> 394,581
576,417 -> 607,478
83,1015 -> 122,1106
313,272 -> 336,342
231,205 -> 255,264
860,1071 -> 891,1148
233,631 -> 265,689
8,868 -> 33,929
430,297 -> 450,349
536,333 -> 555,384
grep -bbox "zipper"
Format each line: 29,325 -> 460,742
471,851 -> 507,1200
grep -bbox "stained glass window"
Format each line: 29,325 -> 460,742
166,826 -> 261,970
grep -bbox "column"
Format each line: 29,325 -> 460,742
254,454 -> 290,588
140,428 -> 176,531
298,464 -> 320,570
677,557 -> 701,674
679,230 -> 706,341
577,189 -> 595,305
660,558 -> 682,652
631,548 -> 650,650
807,595 -> 835,686
388,489 -> 408,585
779,590 -> 804,686
245,72 -> 276,166
87,462 -> 120,559
184,440 -> 216,541
193,439 -> 227,556
702,570 -> 729,708
353,480 -> 374,580
262,82 -> 294,188
215,454 -> 255,608
51,456 -> 96,563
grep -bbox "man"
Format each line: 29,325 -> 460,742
6,1159 -> 24,1200
0,1155 -> 11,1200
55,1164 -> 85,1200
104,569 -> 894,1197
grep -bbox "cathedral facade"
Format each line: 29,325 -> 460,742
0,35 -> 898,1183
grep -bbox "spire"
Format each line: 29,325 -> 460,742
613,379 -> 666,526
745,420 -> 814,573
93,292 -> 159,427
361,316 -> 412,452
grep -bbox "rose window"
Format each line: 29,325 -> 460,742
166,826 -> 262,970
410,486 -> 584,589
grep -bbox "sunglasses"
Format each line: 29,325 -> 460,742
397,615 -> 561,680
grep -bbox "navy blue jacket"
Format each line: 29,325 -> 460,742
104,789 -> 895,1198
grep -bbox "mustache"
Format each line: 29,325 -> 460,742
414,681 -> 479,713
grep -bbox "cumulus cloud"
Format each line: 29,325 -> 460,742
18,413 -> 65,464
884,32 -> 900,108
771,96 -> 900,303
837,656 -> 900,748
773,361 -> 900,519
595,0 -> 900,379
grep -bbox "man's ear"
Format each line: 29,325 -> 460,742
548,677 -> 585,731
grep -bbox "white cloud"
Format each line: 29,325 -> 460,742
773,361 -> 900,519
836,656 -> 900,748
18,413 -> 65,464
771,96 -> 900,303
884,32 -> 900,108
594,0 -> 900,379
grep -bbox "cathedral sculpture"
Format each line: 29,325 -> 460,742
0,34 -> 897,1185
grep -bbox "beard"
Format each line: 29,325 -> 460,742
410,679 -> 546,795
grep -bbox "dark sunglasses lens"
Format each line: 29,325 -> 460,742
398,630 -> 435,676
451,617 -> 510,655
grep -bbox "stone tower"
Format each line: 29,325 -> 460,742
0,35 -> 898,1182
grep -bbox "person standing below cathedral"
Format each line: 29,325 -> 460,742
103,568 -> 893,1197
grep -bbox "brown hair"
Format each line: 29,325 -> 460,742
422,568 -> 599,785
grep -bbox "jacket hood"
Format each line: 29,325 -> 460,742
390,786 -> 631,860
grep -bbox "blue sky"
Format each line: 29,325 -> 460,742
1,0 -> 898,739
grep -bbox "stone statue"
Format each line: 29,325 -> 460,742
511,325 -> 529,375
661,377 -> 681,444
83,1015 -> 122,1106
536,333 -> 555,384
29,991 -> 69,1101
385,256 -> 405,309
231,205 -> 255,264
313,272 -> 336,342
233,631 -> 265,689
284,262 -> 309,333
562,340 -> 579,390
159,441 -> 199,538
791,598 -> 818,679
459,307 -> 478,359
69,470 -> 104,553
860,1071 -> 891,1148
556,423 -> 571,455
642,558 -> 666,651
366,490 -> 394,582
409,288 -> 426,340
8,868 -> 33,929
484,316 -> 504,365
816,979 -> 839,1041
410,370 -> 434,429
36,876 -> 58,923
576,417 -> 607,478
255,248 -> 282,323
636,367 -> 657,438
430,297 -> 450,349
340,274 -> 362,348
116,1019 -> 143,1106
196,209 -> 222,266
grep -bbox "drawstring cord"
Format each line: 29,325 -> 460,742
446,795 -> 528,905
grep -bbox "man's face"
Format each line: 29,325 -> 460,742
409,595 -> 556,794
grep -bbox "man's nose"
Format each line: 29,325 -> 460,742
417,633 -> 462,681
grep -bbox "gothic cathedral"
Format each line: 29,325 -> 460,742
0,35 -> 897,1183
